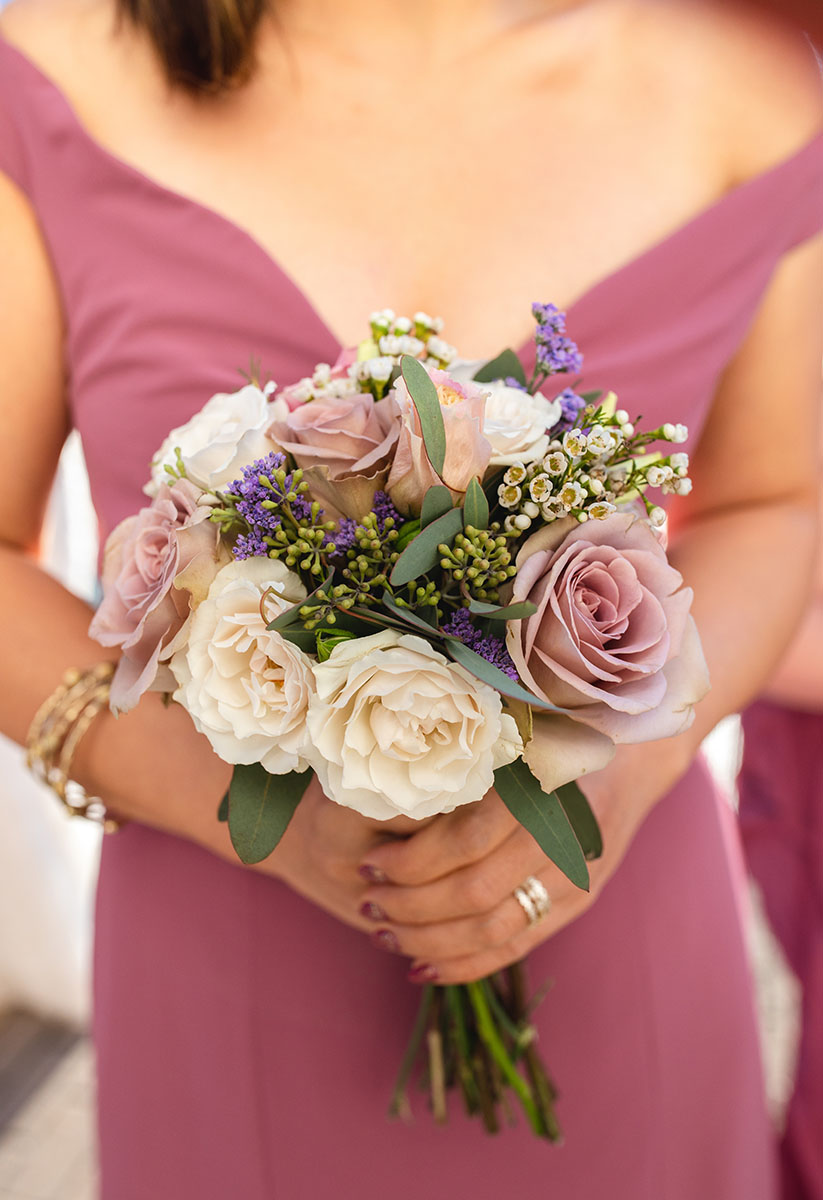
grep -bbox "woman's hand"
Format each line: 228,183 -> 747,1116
355,736 -> 692,984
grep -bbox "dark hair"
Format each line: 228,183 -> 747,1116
116,0 -> 267,93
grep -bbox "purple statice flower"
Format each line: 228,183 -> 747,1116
557,387 -> 587,426
227,451 -> 313,561
372,490 -> 402,535
532,302 -> 583,377
535,334 -> 583,377
333,517 -> 358,555
443,608 -> 519,681
504,375 -> 528,391
531,302 -> 566,331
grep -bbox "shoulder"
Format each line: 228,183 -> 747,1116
634,0 -> 822,182
0,0 -> 127,94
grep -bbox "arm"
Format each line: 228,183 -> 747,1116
0,168 -> 393,933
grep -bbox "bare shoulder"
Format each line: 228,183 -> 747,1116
0,0 -> 121,88
638,0 -> 822,180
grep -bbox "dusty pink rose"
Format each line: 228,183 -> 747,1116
268,393 -> 400,518
387,369 -> 492,515
507,511 -> 709,758
89,479 -> 229,713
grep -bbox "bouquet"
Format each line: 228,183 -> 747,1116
90,302 -> 708,1140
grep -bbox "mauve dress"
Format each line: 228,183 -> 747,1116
2,34 -> 822,1200
739,702 -> 823,1200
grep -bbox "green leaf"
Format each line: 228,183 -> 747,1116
267,569 -> 334,632
315,628 -> 357,662
382,593 -> 442,635
580,390 -> 602,405
228,763 -> 312,865
401,355 -> 446,475
396,519 -> 421,551
389,507 -> 464,587
494,759 -> 590,890
468,599 -> 538,622
278,628 -> 319,653
446,638 -> 561,712
217,792 -> 229,822
473,349 -> 527,388
556,780 -> 603,861
420,485 -> 453,529
463,477 -> 490,530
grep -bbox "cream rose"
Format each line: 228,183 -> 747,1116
170,557 -> 314,774
304,630 -> 522,820
147,385 -> 283,495
482,382 -> 561,466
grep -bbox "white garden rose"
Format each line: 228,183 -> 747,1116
482,381 -> 561,466
170,556 -> 314,774
147,385 -> 285,495
305,630 -> 523,820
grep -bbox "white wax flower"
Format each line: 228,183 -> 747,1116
147,385 -> 282,495
170,557 -> 314,774
305,630 -> 522,821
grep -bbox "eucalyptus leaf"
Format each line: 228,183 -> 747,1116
228,763 -> 312,865
463,477 -> 490,530
267,568 -> 334,632
382,593 -> 442,635
468,599 -> 538,622
420,485 -> 453,529
556,780 -> 603,861
278,628 -> 319,652
446,638 -> 560,712
473,348 -> 527,388
494,759 -> 590,890
389,507 -> 464,587
580,390 -> 602,404
401,355 -> 446,475
217,792 -> 229,822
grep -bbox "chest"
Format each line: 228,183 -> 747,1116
68,16 -> 722,358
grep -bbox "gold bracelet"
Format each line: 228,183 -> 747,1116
26,662 -> 121,832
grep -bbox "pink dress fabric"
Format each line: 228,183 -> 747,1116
739,701 -> 823,1200
2,34 -> 822,1199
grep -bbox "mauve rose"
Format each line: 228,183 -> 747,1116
507,512 -> 709,764
268,393 -> 400,519
387,369 -> 491,515
89,479 -> 229,713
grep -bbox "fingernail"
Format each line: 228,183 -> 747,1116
359,901 -> 387,922
359,864 -> 388,884
408,963 -> 439,983
371,929 -> 401,954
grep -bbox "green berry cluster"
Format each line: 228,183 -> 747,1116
439,525 -> 517,604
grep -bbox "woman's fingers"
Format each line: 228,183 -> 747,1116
360,788 -> 519,886
361,826 -> 548,925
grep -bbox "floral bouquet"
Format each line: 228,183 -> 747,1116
90,303 -> 708,1141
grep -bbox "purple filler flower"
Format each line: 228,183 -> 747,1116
443,608 -> 519,681
532,302 -> 583,377
228,451 -> 313,560
557,387 -> 587,426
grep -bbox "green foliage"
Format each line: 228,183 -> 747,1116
463,478 -> 490,529
420,485 -> 453,528
446,639 -> 559,712
227,763 -> 312,865
401,355 -> 446,475
472,349 -> 527,388
555,780 -> 603,861
494,759 -> 590,890
390,507 -> 464,587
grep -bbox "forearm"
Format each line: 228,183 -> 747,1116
0,542 -> 233,852
761,598 -> 823,709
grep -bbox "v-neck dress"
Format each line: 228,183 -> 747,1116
2,33 -> 822,1200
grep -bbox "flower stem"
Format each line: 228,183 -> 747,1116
388,985 -> 434,1121
466,980 -> 544,1136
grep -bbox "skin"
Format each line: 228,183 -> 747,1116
0,0 -> 821,985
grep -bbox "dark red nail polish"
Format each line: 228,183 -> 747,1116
359,901 -> 386,922
359,864 -> 388,884
408,963 -> 439,983
371,929 -> 401,953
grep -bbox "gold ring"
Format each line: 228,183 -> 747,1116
513,876 -> 551,926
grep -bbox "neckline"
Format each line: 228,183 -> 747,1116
2,31 -> 822,365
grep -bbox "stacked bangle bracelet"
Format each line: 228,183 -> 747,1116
25,661 -> 120,833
